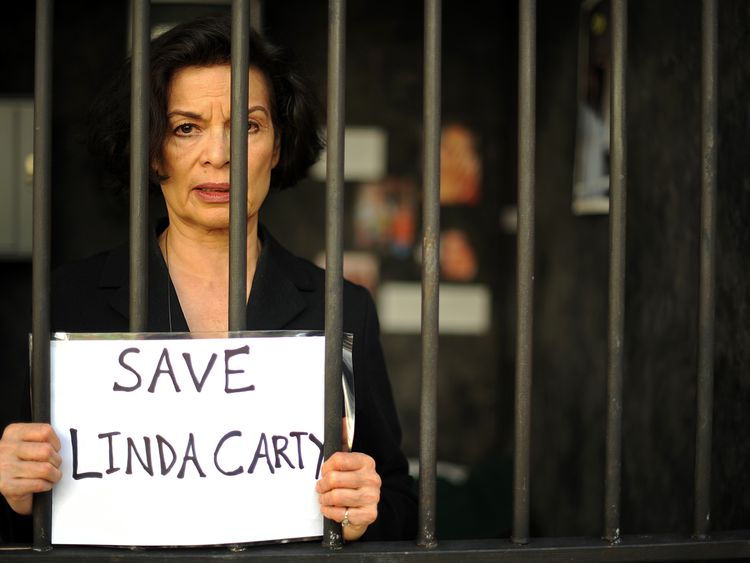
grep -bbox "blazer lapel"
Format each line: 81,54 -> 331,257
98,222 -> 184,332
245,226 -> 311,331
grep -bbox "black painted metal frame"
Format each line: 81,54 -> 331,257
8,532 -> 750,561
19,0 -> 749,560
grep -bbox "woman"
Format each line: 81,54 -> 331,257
0,16 -> 416,543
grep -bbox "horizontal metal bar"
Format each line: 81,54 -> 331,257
2,533 -> 749,562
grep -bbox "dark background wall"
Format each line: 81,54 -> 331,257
0,0 -> 747,542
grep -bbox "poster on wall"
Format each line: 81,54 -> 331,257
49,332 -> 349,547
440,124 -> 482,206
573,0 -> 611,215
352,177 -> 418,260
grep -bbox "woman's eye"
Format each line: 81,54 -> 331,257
248,121 -> 260,134
174,123 -> 196,136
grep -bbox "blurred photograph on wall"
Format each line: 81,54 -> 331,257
439,123 -> 482,206
573,0 -> 611,215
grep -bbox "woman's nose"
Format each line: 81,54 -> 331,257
202,127 -> 230,167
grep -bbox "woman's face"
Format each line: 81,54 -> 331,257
155,64 -> 279,233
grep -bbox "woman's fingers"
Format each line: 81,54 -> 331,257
16,441 -> 62,467
2,474 -> 58,497
2,423 -> 61,452
321,451 -> 375,474
316,452 -> 380,495
0,423 -> 63,516
15,459 -> 63,484
318,482 -> 380,508
317,464 -> 380,491
317,451 -> 379,492
319,504 -> 377,529
315,451 -> 381,540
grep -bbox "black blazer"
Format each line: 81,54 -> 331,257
33,224 -> 415,542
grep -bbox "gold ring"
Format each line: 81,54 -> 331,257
341,509 -> 350,527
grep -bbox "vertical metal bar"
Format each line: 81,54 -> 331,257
229,0 -> 250,332
604,0 -> 627,544
129,0 -> 150,332
417,0 -> 441,550
31,0 -> 53,551
511,0 -> 536,546
694,0 -> 717,540
322,0 -> 345,550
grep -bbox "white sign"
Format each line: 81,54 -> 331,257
310,126 -> 388,182
50,334 -> 325,546
377,282 -> 492,335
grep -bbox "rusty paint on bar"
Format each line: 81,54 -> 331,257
322,0 -> 345,550
229,0 -> 250,331
31,0 -> 53,551
129,0 -> 150,332
604,0 -> 627,544
694,0 -> 717,540
512,0 -> 536,546
418,0 -> 441,550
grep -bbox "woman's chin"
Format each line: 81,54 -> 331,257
172,212 -> 259,234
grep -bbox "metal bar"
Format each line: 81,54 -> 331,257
4,532 -> 750,562
229,0 -> 250,332
129,0 -> 150,332
694,0 -> 717,540
604,0 -> 627,544
512,0 -> 536,546
31,0 -> 53,551
417,0 -> 441,550
322,0 -> 345,550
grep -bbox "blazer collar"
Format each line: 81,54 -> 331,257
246,224 -> 312,330
99,221 -> 313,332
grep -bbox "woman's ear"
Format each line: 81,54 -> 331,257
150,156 -> 161,178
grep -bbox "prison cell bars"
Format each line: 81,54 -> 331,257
28,0 -> 748,559
323,0 -> 346,549
228,0 -> 251,334
604,0 -> 627,544
694,0 -> 717,540
417,0 -> 441,549
512,0 -> 536,546
31,0 -> 53,552
129,0 -> 150,332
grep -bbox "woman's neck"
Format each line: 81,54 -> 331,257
157,217 -> 261,332
160,219 -> 261,280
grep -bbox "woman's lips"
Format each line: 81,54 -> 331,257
193,183 -> 230,203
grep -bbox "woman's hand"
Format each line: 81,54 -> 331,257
316,451 -> 381,541
0,423 -> 62,515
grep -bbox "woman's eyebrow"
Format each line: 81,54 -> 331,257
167,109 -> 203,120
248,105 -> 270,117
167,107 -> 269,119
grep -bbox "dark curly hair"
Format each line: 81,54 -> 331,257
89,16 -> 323,192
